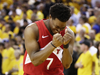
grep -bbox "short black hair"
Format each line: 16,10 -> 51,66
49,3 -> 71,22
0,43 -> 4,47
80,40 -> 90,48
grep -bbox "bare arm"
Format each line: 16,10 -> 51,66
75,62 -> 83,68
62,28 -> 74,69
24,23 -> 63,66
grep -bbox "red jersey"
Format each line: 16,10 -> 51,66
23,20 -> 66,75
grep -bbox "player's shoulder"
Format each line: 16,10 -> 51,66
25,23 -> 38,32
24,23 -> 39,39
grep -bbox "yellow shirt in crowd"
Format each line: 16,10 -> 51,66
0,24 -> 6,32
9,55 -> 24,75
2,47 -> 15,74
1,31 -> 14,39
0,0 -> 13,9
13,26 -> 19,35
4,15 -> 21,22
19,55 -> 24,75
98,56 -> 100,74
69,25 -> 76,34
76,51 -> 93,75
0,29 -> 2,39
95,33 -> 100,42
93,54 -> 99,75
37,11 -> 44,20
20,10 -> 33,20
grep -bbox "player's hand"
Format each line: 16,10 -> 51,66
52,33 -> 63,47
63,29 -> 72,45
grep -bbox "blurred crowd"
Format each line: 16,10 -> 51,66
0,0 -> 100,75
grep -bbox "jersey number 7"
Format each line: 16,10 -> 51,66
46,58 -> 53,70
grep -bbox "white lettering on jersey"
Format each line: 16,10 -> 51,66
53,47 -> 63,61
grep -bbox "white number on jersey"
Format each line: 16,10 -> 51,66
46,58 -> 53,70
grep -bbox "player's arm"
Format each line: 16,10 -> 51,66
24,23 -> 62,66
62,28 -> 74,69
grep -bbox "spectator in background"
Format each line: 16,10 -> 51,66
2,39 -> 15,75
76,15 -> 91,34
18,26 -> 26,37
0,19 -> 6,32
23,19 -> 28,27
70,6 -> 78,26
95,32 -> 100,42
88,29 -> 100,43
80,4 -> 89,18
7,17 -> 15,32
13,21 -> 20,36
9,2 -> 22,16
20,13 -> 32,27
91,0 -> 100,8
43,0 -> 54,19
4,9 -> 20,23
8,50 -> 24,75
31,13 -> 38,22
0,53 -> 2,75
31,7 -> 38,22
89,30 -> 95,42
88,8 -> 95,25
2,3 -> 10,15
89,40 -> 99,75
1,24 -> 14,40
36,3 -> 44,20
75,40 -> 95,75
75,27 -> 86,42
76,16 -> 87,34
88,8 -> 100,26
67,19 -> 76,35
0,10 -> 7,19
0,43 -> 4,75
92,15 -> 100,34
21,4 -> 33,20
64,42 -> 79,75
0,42 -> 4,54
9,39 -> 19,50
76,16 -> 91,34
96,42 -> 100,75
15,35 -> 24,54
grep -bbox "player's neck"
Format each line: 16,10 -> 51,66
44,19 -> 54,35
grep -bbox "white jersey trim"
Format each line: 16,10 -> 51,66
25,54 -> 31,64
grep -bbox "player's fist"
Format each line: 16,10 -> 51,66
63,29 -> 72,45
52,33 -> 63,47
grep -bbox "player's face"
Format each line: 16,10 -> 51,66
49,17 -> 67,34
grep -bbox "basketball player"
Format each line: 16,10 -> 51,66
23,3 -> 74,75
